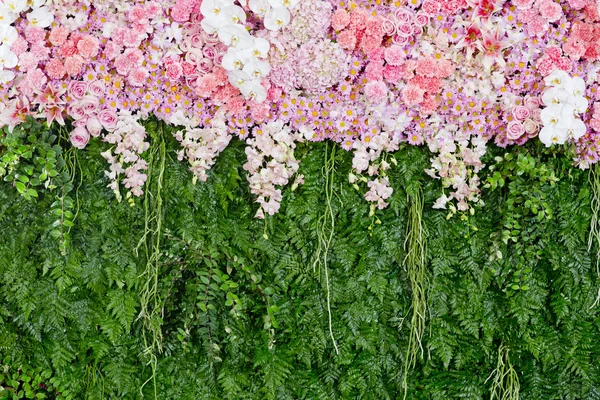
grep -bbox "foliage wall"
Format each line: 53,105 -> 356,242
1,122 -> 600,399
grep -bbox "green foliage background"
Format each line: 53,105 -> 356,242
1,121 -> 599,399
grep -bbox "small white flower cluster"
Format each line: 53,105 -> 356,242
0,0 -> 53,83
200,0 -> 273,103
243,121 -> 303,219
173,115 -> 232,183
539,70 -> 588,147
349,129 -> 400,211
101,111 -> 150,200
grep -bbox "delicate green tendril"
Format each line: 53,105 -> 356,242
487,344 -> 520,400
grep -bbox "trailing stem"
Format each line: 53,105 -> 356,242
487,344 -> 520,400
136,120 -> 166,399
588,164 -> 600,308
313,143 -> 339,355
402,187 -> 427,399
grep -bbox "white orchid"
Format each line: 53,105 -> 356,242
540,104 -> 574,127
539,125 -> 567,146
239,79 -> 267,103
218,24 -> 252,48
0,24 -> 17,46
26,6 -> 53,27
248,0 -> 270,16
228,69 -> 253,89
222,48 -> 244,70
268,0 -> 299,8
0,9 -> 18,25
264,7 -> 290,31
0,69 -> 14,83
541,87 -> 569,106
200,0 -> 235,19
0,44 -> 17,69
544,69 -> 572,88
237,37 -> 270,59
4,0 -> 27,15
242,58 -> 270,79
555,118 -> 586,140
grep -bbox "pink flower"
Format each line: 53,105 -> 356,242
402,84 -> 425,106
384,45 -> 405,66
89,80 -> 105,96
104,41 -> 121,60
70,126 -> 90,149
506,121 -> 525,140
414,12 -> 430,27
421,0 -> 440,14
365,60 -> 384,81
98,109 -> 118,131
45,59 -> 65,79
523,96 -> 541,110
64,55 -> 84,76
129,67 -> 149,86
512,0 -> 535,10
364,80 -> 388,103
86,116 -> 103,137
68,81 -> 88,100
523,119 -> 539,136
512,105 -> 531,121
49,26 -> 70,47
383,65 -> 403,83
337,30 -> 357,51
77,35 -> 99,59
539,0 -> 562,22
165,62 -> 183,81
332,9 -> 351,31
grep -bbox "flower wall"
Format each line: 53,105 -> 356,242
2,0 -> 600,217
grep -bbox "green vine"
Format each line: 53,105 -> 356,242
488,344 -> 520,400
402,186 -> 428,399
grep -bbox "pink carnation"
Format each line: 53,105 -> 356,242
45,59 -> 65,79
539,0 -> 562,22
77,35 -> 99,59
364,80 -> 388,103
64,55 -> 84,76
331,9 -> 351,31
384,45 -> 405,66
337,30 -> 357,51
59,40 -> 77,58
49,26 -> 70,47
416,57 -> 439,77
165,62 -> 183,81
349,8 -> 369,31
402,84 -> 425,106
512,0 -> 535,9
383,65 -> 403,83
129,67 -> 149,86
365,60 -> 384,81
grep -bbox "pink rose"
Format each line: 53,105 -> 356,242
89,80 -> 105,96
190,33 -> 204,48
531,108 -> 542,123
98,109 -> 118,131
414,12 -> 430,27
381,18 -> 396,36
202,46 -> 216,59
197,58 -> 213,75
523,96 -> 540,110
86,116 -> 103,137
506,121 -> 525,140
394,8 -> 414,24
73,117 -> 88,127
68,81 -> 88,100
67,104 -> 86,120
512,105 -> 531,121
81,95 -> 99,115
523,118 -> 539,137
70,126 -> 90,149
397,23 -> 413,37
392,34 -> 409,45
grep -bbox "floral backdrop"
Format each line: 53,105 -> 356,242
2,0 -> 600,216
2,0 -> 600,399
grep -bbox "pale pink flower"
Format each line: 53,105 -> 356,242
70,126 -> 90,149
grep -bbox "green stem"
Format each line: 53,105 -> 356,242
589,164 -> 600,309
488,344 -> 520,400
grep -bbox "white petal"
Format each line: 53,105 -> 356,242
263,7 -> 290,31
